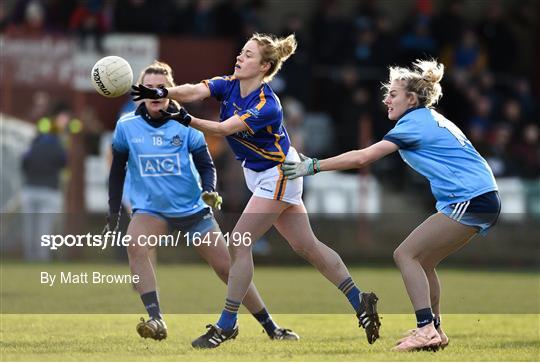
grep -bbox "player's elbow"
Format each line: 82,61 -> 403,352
351,150 -> 369,169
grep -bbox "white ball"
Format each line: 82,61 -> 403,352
90,56 -> 133,98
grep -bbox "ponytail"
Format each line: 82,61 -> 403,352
250,33 -> 297,82
383,59 -> 444,107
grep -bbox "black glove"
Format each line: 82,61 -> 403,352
159,108 -> 192,127
131,84 -> 168,101
102,212 -> 121,235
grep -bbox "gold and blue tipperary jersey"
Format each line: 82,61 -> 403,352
112,111 -> 207,217
383,107 -> 498,211
203,75 -> 290,171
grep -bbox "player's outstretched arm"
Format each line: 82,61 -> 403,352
167,83 -> 211,103
131,83 -> 210,103
160,106 -> 246,136
320,140 -> 398,171
283,140 -> 398,179
190,114 -> 248,136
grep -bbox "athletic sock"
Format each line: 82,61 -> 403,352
338,276 -> 362,312
217,298 -> 240,330
415,308 -> 434,328
433,315 -> 441,330
253,308 -> 278,336
140,291 -> 162,320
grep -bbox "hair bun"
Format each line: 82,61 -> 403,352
277,34 -> 297,61
250,33 -> 297,81
415,59 -> 444,84
384,59 -> 444,107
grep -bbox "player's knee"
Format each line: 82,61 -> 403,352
393,247 -> 406,266
229,244 -> 251,259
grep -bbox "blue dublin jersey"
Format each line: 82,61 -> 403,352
203,75 -> 290,171
383,107 -> 498,211
112,112 -> 207,217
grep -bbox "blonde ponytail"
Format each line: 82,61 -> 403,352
383,59 -> 445,107
416,59 -> 444,84
250,33 -> 297,82
276,34 -> 297,62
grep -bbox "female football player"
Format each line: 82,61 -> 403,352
107,61 -> 299,342
281,59 -> 501,352
131,34 -> 381,349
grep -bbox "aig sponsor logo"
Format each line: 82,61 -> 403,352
138,154 -> 181,177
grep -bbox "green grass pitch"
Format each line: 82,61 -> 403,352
1,263 -> 539,361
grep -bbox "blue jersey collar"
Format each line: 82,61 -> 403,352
398,106 -> 426,120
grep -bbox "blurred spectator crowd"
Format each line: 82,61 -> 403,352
2,0 -> 538,183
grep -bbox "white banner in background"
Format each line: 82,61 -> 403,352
72,34 -> 159,91
0,36 -> 75,87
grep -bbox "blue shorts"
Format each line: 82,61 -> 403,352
133,207 -> 218,236
440,191 -> 501,235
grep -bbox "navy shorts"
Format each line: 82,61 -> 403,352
133,207 -> 218,236
440,191 -> 501,235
